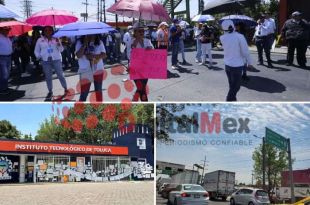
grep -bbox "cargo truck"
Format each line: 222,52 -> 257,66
203,170 -> 236,201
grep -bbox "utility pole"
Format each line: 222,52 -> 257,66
201,155 -> 208,184
99,0 -> 102,22
97,0 -> 100,22
21,0 -> 32,18
103,0 -> 106,23
82,0 -> 89,22
251,171 -> 254,186
262,137 -> 266,190
115,0 -> 118,27
287,138 -> 295,203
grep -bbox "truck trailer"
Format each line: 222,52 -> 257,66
203,170 -> 236,201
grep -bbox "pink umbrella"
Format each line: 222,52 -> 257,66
25,8 -> 78,26
0,21 -> 32,37
107,0 -> 171,22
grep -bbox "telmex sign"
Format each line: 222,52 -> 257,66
0,140 -> 128,156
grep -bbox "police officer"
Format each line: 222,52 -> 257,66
281,11 -> 310,68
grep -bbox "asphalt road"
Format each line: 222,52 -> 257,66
156,192 -> 230,205
3,46 -> 310,102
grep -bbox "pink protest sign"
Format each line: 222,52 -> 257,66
129,48 -> 167,80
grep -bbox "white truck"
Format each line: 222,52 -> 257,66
171,170 -> 199,184
203,170 -> 236,201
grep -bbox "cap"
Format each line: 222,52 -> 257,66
292,11 -> 302,16
127,25 -> 133,30
221,20 -> 235,31
133,22 -> 146,30
158,22 -> 169,28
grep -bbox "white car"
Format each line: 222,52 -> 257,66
168,184 -> 209,205
230,188 -> 270,205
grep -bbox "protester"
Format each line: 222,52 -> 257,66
151,28 -> 158,49
30,29 -> 41,73
157,22 -> 169,49
131,22 -> 154,102
75,34 -> 107,102
0,26 -> 13,95
199,24 -> 214,68
253,14 -> 274,68
265,12 -> 277,50
34,26 -> 68,100
114,28 -> 122,62
170,19 -> 182,69
178,24 -> 188,65
194,23 -> 203,63
235,22 -> 249,81
220,20 -> 254,101
281,11 -> 310,68
123,26 -> 133,62
61,36 -> 72,70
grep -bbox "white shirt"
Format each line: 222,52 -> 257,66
34,37 -> 63,61
194,27 -> 202,38
220,32 -> 252,67
123,32 -> 132,47
254,23 -> 269,37
266,18 -> 276,34
156,29 -> 165,41
0,34 -> 13,55
75,40 -> 106,74
131,38 -> 154,49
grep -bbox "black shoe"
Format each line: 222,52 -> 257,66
299,64 -> 307,68
181,61 -> 187,65
46,92 -> 53,99
286,62 -> 293,66
257,61 -> 263,65
242,75 -> 250,81
267,63 -> 274,68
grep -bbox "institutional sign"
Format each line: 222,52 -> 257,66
0,140 -> 128,156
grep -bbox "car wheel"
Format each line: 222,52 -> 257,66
249,202 -> 254,205
230,198 -> 235,205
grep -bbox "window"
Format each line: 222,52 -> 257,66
183,185 -> 205,191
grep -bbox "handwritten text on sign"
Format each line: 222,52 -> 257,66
129,48 -> 167,80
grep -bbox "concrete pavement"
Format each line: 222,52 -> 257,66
2,46 -> 310,102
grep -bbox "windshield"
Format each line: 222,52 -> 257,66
183,185 -> 205,191
256,190 -> 268,196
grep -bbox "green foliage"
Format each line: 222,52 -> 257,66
0,120 -> 21,139
252,143 -> 290,192
36,104 -> 154,144
0,0 -> 4,5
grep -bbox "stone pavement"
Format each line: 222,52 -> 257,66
0,181 -> 154,205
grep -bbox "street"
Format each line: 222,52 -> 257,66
0,181 -> 154,205
156,192 -> 230,205
2,46 -> 310,102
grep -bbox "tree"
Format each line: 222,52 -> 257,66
0,0 -> 5,5
252,143 -> 290,194
22,133 -> 33,140
36,104 -> 154,144
0,120 -> 21,139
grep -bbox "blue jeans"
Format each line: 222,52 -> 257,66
196,39 -> 202,61
41,60 -> 67,93
225,65 -> 243,101
171,42 -> 179,66
0,56 -> 11,91
79,73 -> 103,102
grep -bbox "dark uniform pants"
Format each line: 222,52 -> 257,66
255,36 -> 272,64
287,39 -> 308,66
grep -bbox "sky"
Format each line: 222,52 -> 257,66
5,0 -> 200,22
0,103 -> 73,137
156,103 -> 310,184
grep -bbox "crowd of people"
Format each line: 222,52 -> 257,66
0,11 -> 309,101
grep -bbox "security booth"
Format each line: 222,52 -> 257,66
0,139 -> 130,183
112,124 -> 154,179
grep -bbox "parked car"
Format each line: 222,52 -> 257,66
161,183 -> 179,199
158,183 -> 169,194
230,188 -> 270,205
168,184 -> 209,205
